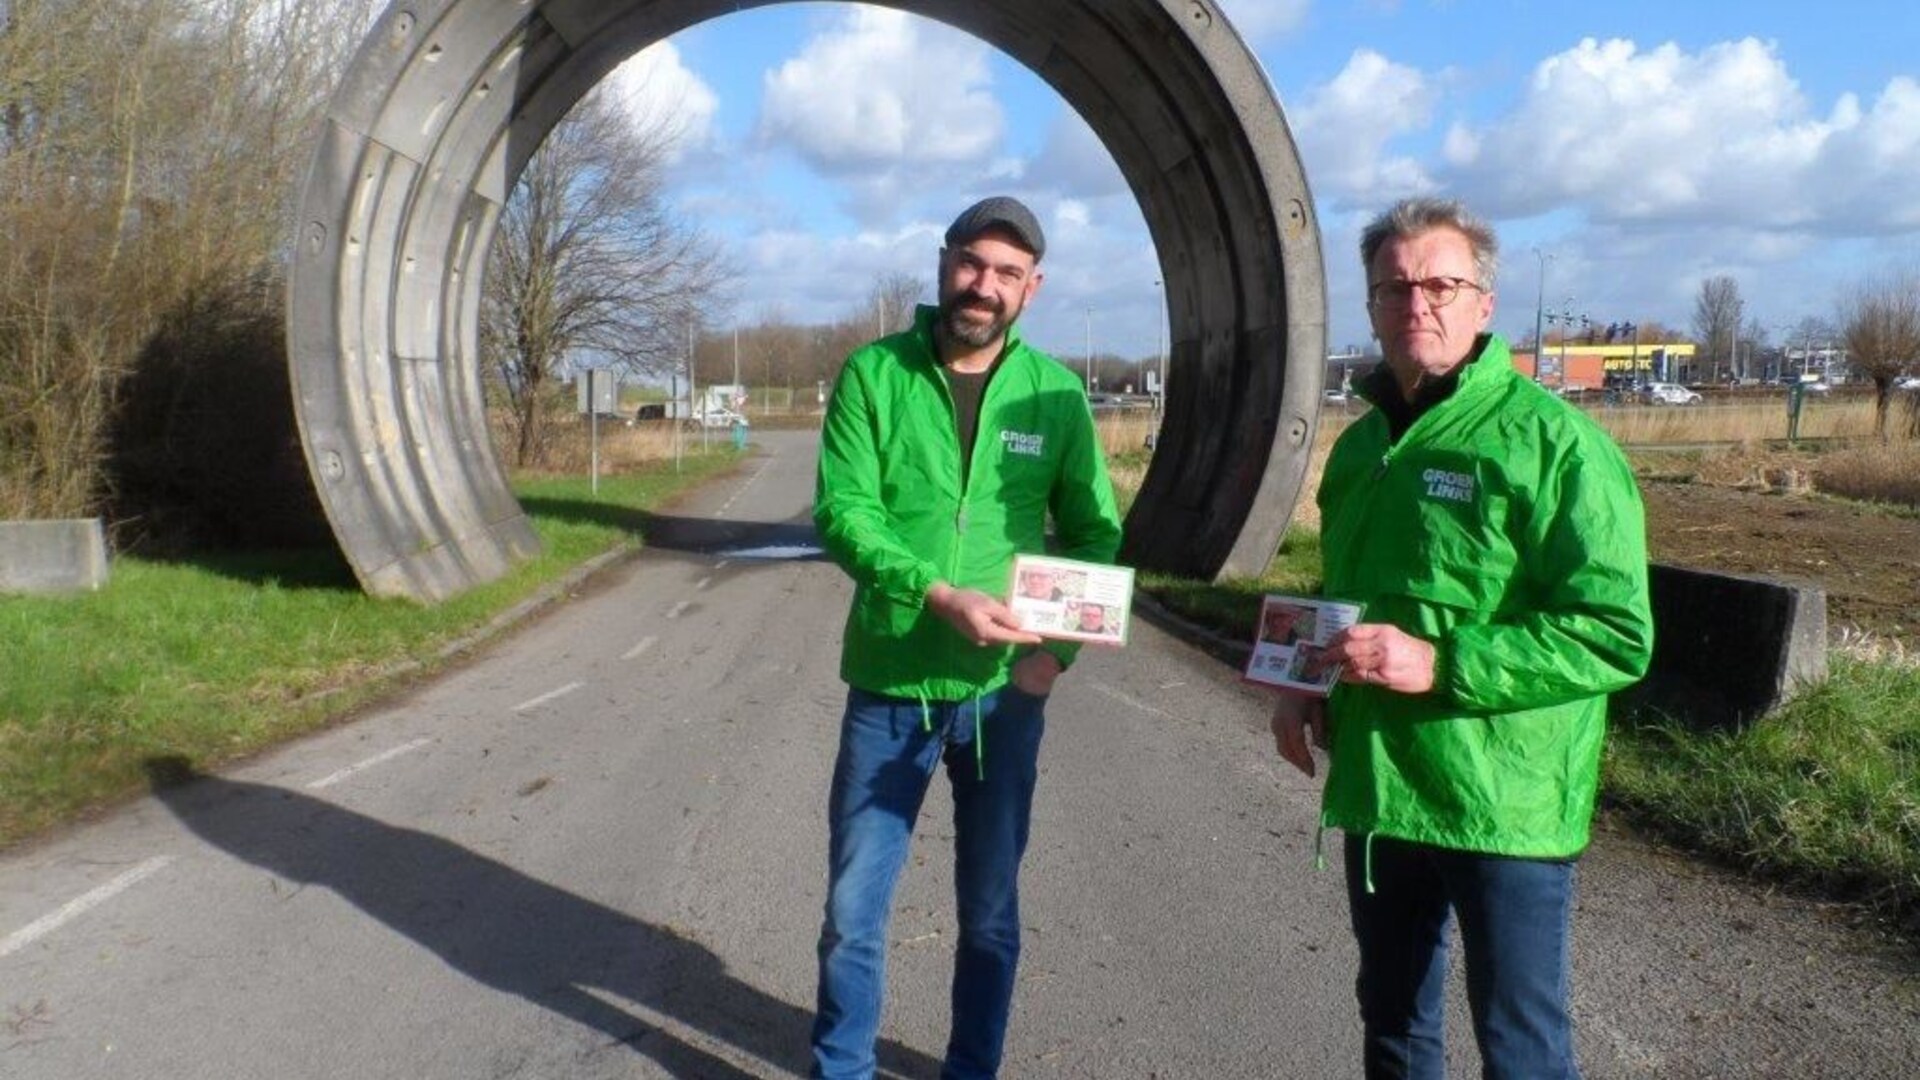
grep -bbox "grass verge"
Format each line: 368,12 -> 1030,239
0,451 -> 739,849
1604,651 -> 1920,927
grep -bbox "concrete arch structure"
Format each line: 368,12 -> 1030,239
288,0 -> 1325,602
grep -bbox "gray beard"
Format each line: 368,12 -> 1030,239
941,301 -> 1011,349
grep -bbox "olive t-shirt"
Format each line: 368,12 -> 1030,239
945,362 -> 997,484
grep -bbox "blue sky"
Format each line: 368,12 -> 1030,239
608,0 -> 1919,362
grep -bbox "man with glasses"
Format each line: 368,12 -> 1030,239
1270,197 -> 1653,1079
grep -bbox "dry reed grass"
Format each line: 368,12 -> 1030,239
1588,396 -> 1879,445
531,420 -> 706,475
1811,442 -> 1920,507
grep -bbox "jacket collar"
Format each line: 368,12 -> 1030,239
1359,334 -> 1513,440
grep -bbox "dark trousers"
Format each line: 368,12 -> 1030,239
1346,833 -> 1581,1080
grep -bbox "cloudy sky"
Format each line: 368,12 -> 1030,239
608,0 -> 1918,362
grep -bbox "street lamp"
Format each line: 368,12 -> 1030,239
1084,305 -> 1094,393
1532,248 -> 1552,385
1154,279 -> 1168,416
1543,297 -> 1588,391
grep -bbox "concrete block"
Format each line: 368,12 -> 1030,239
0,518 -> 110,595
1625,563 -> 1827,730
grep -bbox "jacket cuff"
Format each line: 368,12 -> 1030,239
1427,637 -> 1451,700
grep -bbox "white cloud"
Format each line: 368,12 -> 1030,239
1218,0 -> 1311,42
1026,107 -> 1128,201
1292,49 -> 1437,204
1445,38 -> 1920,237
756,7 -> 1003,174
606,41 -> 720,164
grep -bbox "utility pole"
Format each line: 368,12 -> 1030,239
1084,306 -> 1093,393
1532,248 -> 1551,385
1155,278 -> 1168,417
1544,297 -> 1587,391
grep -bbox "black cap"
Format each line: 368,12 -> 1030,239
944,196 -> 1045,262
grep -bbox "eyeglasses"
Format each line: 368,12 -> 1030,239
1367,276 -> 1485,310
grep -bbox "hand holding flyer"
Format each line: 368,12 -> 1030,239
1007,554 -> 1135,646
1244,594 -> 1365,694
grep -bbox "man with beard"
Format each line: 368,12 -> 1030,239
811,196 -> 1122,1079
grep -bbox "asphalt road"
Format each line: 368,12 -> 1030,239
2,429 -> 1915,1078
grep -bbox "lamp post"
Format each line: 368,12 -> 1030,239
1543,297 -> 1587,392
1532,248 -> 1552,384
1084,306 -> 1093,393
1155,278 -> 1168,417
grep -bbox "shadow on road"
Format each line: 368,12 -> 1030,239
515,495 -> 827,564
143,756 -> 938,1079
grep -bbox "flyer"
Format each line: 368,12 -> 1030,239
1243,594 -> 1365,694
1007,554 -> 1135,646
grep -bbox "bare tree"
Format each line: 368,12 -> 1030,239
1692,275 -> 1744,383
480,83 -> 726,467
1783,316 -> 1836,381
1837,273 -> 1920,439
868,271 -> 928,338
1,0 -> 374,522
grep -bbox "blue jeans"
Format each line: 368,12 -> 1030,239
811,685 -> 1048,1080
1345,834 -> 1580,1080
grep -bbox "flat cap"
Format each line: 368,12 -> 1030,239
945,196 -> 1045,262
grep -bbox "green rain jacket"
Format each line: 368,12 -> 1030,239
815,304 -> 1123,701
1318,334 -> 1653,859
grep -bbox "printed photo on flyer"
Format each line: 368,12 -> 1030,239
1007,554 -> 1136,646
1243,594 -> 1365,694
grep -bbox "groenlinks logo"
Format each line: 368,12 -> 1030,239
1422,467 -> 1475,504
1001,430 -> 1046,457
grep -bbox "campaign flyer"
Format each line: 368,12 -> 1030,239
1243,594 -> 1365,694
1007,554 -> 1136,646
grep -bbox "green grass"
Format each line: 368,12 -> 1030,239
0,451 -> 739,847
1142,527 -> 1324,641
1604,656 -> 1920,923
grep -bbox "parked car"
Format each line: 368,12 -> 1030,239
1642,382 -> 1702,405
1896,376 -> 1920,392
1322,388 -> 1350,405
689,406 -> 749,429
629,403 -> 668,425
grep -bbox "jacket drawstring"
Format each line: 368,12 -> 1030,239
1313,820 -> 1328,872
1363,830 -> 1378,895
917,692 -> 931,733
973,689 -> 985,780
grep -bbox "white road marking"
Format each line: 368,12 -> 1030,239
694,576 -> 713,591
714,560 -> 731,571
512,681 -> 585,712
1093,682 -> 1174,719
0,856 -> 174,958
719,544 -> 824,560
308,737 -> 435,789
713,460 -> 773,519
622,635 -> 658,660
666,600 -> 691,620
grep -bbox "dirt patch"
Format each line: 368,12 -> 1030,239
1641,477 -> 1920,651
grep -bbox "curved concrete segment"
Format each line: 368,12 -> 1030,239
288,0 -> 1325,602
